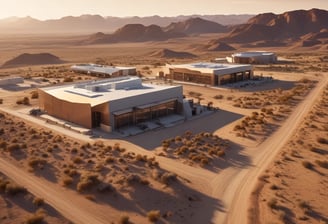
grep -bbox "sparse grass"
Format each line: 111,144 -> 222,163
147,210 -> 161,222
267,198 -> 278,209
25,213 -> 44,224
119,215 -> 130,224
302,161 -> 314,169
33,197 -> 44,207
16,96 -> 30,105
315,160 -> 328,169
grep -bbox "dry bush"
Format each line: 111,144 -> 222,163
315,160 -> 328,169
62,176 -> 73,187
214,94 -> 224,100
302,161 -> 314,169
77,173 -> 99,192
119,215 -> 130,224
147,210 -> 161,222
30,91 -> 39,99
0,98 -> 3,104
33,197 -> 44,207
4,182 -> 27,195
25,213 -> 44,224
317,137 -> 328,145
16,97 -> 30,105
267,198 -> 278,209
28,158 -> 46,169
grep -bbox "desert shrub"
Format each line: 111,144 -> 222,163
63,77 -> 74,82
28,158 -> 46,169
160,172 -> 177,185
62,176 -> 73,187
33,197 -> 44,206
105,156 -> 116,163
16,97 -> 30,105
0,98 -> 3,104
119,215 -> 130,224
315,160 -> 328,169
0,140 -> 7,149
147,210 -> 161,222
317,137 -> 328,145
270,184 -> 279,190
73,156 -> 83,164
217,150 -> 226,157
302,161 -> 314,169
298,201 -> 311,210
7,143 -> 20,152
30,91 -> 39,99
214,94 -> 224,100
25,213 -> 44,224
267,198 -> 278,209
77,173 -> 99,192
5,182 -> 27,195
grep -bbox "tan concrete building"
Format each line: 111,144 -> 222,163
38,76 -> 183,131
227,52 -> 277,64
71,64 -> 136,77
165,62 -> 253,86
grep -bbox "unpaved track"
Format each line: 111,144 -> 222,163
213,75 -> 328,224
0,75 -> 327,224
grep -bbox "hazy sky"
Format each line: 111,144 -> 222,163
1,0 -> 328,19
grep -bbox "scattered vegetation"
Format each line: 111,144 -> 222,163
16,96 -> 30,105
147,210 -> 161,222
160,131 -> 228,167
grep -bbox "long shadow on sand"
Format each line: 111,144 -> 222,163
126,109 -> 243,150
208,140 -> 252,173
90,178 -> 224,224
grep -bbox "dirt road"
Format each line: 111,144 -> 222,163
0,75 -> 327,224
213,75 -> 328,224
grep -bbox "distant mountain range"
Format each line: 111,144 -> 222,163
0,14 -> 252,34
218,8 -> 328,46
83,17 -> 229,44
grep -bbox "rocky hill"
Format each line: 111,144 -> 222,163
218,8 -> 328,44
164,17 -> 228,34
150,49 -> 197,58
2,53 -> 64,68
84,24 -> 186,44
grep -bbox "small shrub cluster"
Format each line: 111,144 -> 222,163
77,173 -> 100,192
0,178 -> 27,196
161,131 -> 228,167
16,97 -> 30,105
147,210 -> 161,222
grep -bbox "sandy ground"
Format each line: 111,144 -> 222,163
250,83 -> 328,224
1,34 -> 328,224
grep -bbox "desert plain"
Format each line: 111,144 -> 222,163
0,14 -> 328,224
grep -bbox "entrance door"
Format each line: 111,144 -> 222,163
92,112 -> 101,128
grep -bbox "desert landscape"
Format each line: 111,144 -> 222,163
0,5 -> 328,224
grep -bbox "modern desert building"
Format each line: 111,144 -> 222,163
165,62 -> 253,86
0,76 -> 24,85
38,76 -> 183,132
226,52 -> 277,64
71,63 -> 137,77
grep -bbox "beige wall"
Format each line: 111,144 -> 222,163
92,103 -> 110,126
38,89 -> 92,128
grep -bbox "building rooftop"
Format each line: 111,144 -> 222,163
232,51 -> 276,57
41,76 -> 180,107
167,62 -> 252,75
71,63 -> 136,75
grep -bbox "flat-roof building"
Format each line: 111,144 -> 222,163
0,76 -> 24,86
71,64 -> 137,77
165,62 -> 253,86
38,76 -> 183,132
227,52 -> 277,64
